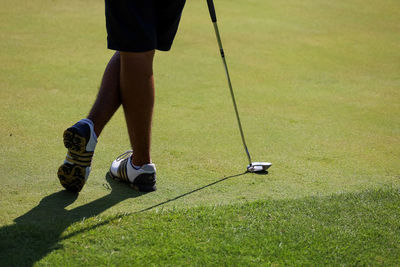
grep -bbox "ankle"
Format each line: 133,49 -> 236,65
84,117 -> 101,137
131,155 -> 151,166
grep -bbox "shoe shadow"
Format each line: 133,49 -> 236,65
0,170 -> 266,266
0,173 -> 146,266
58,171 -> 256,242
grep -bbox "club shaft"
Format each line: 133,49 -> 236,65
212,22 -> 252,166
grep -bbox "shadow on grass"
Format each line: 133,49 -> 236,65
138,171 -> 249,212
0,174 -> 146,266
0,171 -> 260,266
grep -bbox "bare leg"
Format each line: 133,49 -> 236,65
119,50 -> 155,166
88,51 -> 121,137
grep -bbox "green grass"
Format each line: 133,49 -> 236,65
1,187 -> 399,266
0,0 -> 399,265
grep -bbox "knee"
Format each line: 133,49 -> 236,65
119,50 -> 155,74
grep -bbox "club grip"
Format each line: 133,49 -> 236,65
206,0 -> 217,22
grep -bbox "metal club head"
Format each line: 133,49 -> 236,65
247,162 -> 272,173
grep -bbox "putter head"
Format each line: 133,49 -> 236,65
247,162 -> 272,173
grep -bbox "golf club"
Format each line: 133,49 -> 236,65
206,0 -> 272,173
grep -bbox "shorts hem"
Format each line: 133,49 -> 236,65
107,43 -> 172,52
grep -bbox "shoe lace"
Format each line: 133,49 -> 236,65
115,150 -> 133,161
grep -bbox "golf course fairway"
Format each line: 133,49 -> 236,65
1,0 -> 399,265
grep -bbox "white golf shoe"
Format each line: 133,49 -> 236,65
109,151 -> 157,192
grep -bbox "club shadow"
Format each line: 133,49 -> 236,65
0,171 -> 266,266
66,170 -> 265,235
137,171 -> 249,213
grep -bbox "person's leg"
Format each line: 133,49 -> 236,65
119,50 -> 155,167
57,52 -> 122,192
105,0 -> 186,192
88,51 -> 121,137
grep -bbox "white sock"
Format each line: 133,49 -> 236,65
130,160 -> 141,170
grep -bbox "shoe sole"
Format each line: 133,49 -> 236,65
109,170 -> 157,192
63,127 -> 88,154
57,163 -> 87,192
57,128 -> 91,193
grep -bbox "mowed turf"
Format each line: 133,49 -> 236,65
0,0 -> 399,265
2,187 -> 400,266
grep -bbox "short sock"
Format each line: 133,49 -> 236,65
129,157 -> 141,170
81,118 -> 98,141
81,118 -> 94,127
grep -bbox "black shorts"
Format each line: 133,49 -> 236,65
105,0 -> 186,52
